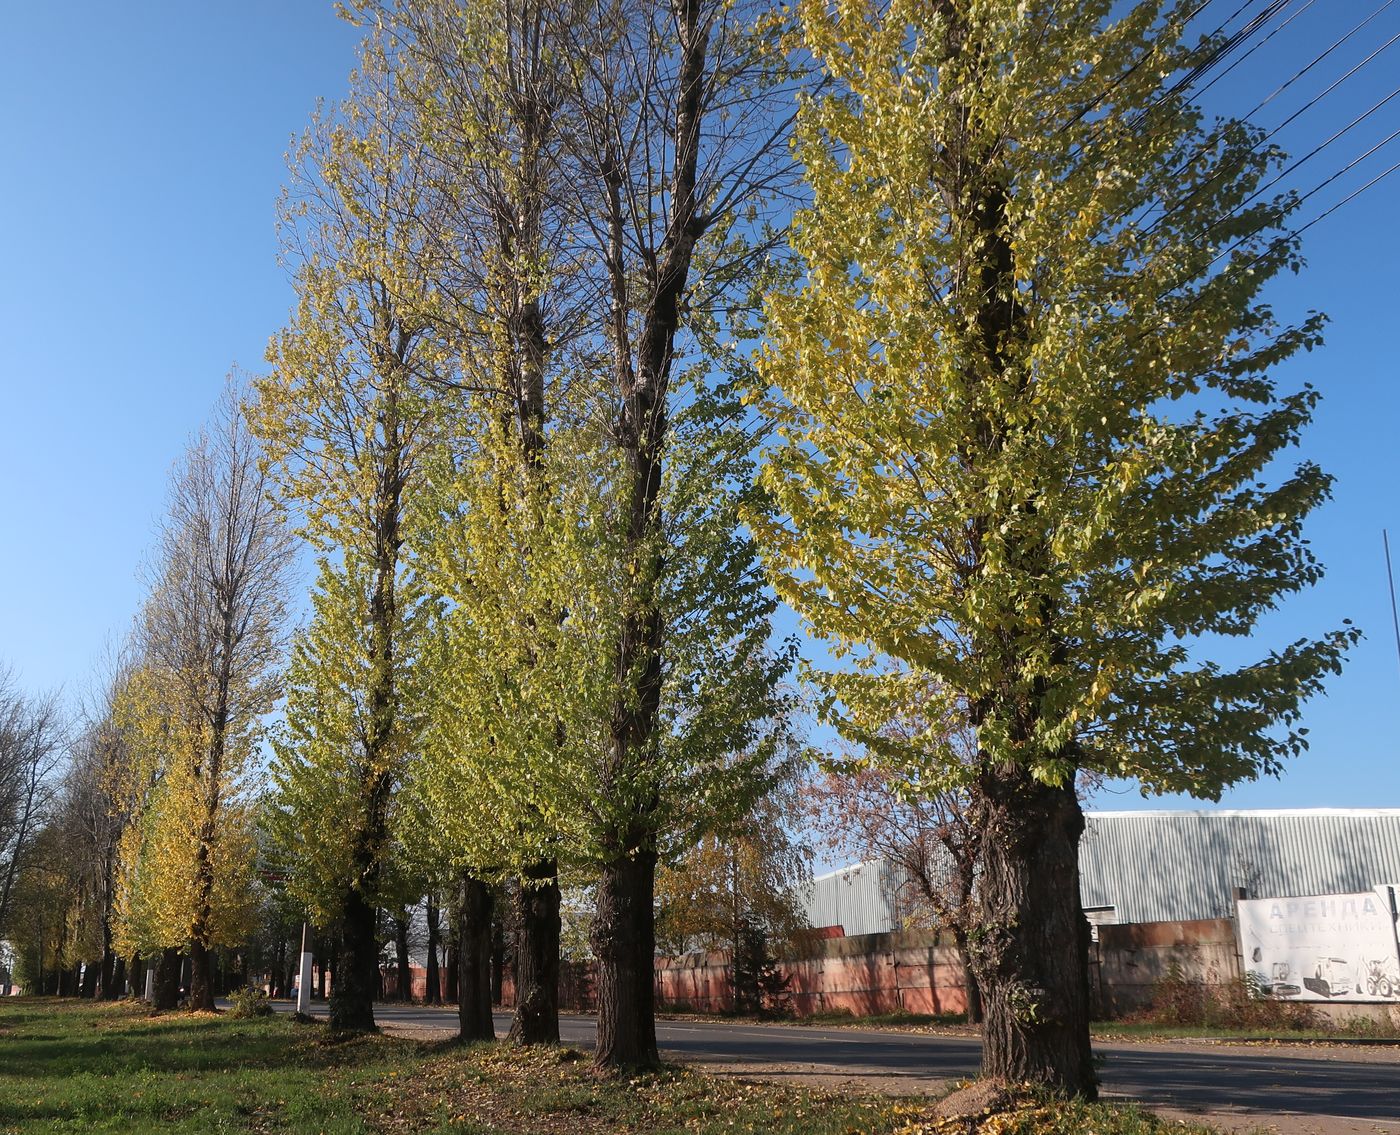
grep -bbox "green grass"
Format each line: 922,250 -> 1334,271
0,1000 -> 1234,1135
1091,1018 -> 1400,1043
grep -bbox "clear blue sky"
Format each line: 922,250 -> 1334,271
1,2 -> 1396,812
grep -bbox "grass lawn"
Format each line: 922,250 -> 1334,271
0,1000 -> 1223,1135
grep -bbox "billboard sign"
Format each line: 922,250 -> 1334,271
1236,888 -> 1400,1002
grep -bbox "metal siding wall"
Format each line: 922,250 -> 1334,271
810,811 -> 1400,933
799,862 -> 901,936
1080,811 -> 1400,923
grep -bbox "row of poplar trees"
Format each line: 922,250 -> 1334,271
98,0 -> 1355,1098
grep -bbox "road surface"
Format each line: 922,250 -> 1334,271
269,1001 -> 1400,1129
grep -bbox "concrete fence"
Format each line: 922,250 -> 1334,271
388,923 -> 1219,1019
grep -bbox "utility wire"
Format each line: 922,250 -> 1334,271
1117,6 -> 1400,237
1238,0 -> 1396,123
1187,0 -> 1319,105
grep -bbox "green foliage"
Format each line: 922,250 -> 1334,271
266,557 -> 437,925
227,983 -> 274,1019
730,916 -> 793,1017
752,0 -> 1357,798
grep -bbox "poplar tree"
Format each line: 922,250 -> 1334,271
364,0 -> 584,1045
559,0 -> 802,1068
754,0 -> 1357,1094
114,387 -> 291,1011
252,42 -> 446,1033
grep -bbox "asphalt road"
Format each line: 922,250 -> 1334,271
271,1002 -> 1400,1126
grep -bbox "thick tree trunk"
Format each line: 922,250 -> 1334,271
188,938 -> 216,1011
394,914 -> 412,1002
80,961 -> 98,999
970,771 -> 1095,1096
592,850 -> 658,1069
446,939 -> 459,1004
153,946 -> 181,1010
425,898 -> 441,1005
508,858 -> 561,1044
330,888 -> 380,1032
110,956 -> 126,999
457,874 -> 495,1042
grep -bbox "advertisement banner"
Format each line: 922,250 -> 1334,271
1236,888 -> 1400,1002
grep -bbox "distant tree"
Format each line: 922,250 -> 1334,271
655,772 -> 811,958
808,776 -> 982,1020
754,0 -> 1358,1094
0,671 -> 64,943
115,384 -> 293,1011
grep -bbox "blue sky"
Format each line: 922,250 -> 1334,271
0,1 -> 1396,812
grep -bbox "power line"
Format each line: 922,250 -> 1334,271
1128,12 -> 1400,239
1187,0 -> 1320,105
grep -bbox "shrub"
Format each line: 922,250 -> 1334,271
1138,965 -> 1318,1032
228,985 -> 274,1019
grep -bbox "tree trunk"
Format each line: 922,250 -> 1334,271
457,874 -> 495,1042
110,956 -> 126,999
330,887 -> 380,1031
153,946 -> 182,1010
446,939 -> 458,1004
592,849 -> 658,1069
970,771 -> 1095,1096
188,938 -> 216,1011
508,858 -> 561,1045
80,961 -> 98,999
394,914 -> 412,1002
425,898 -> 441,1005
952,926 -> 984,1025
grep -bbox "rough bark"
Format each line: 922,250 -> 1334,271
330,888 -> 381,1032
188,936 -> 216,1011
591,849 -> 658,1068
446,939 -> 459,1003
969,771 -> 1095,1096
153,946 -> 182,1010
425,897 -> 441,1005
508,858 -> 561,1044
394,914 -> 412,1002
457,874 -> 495,1042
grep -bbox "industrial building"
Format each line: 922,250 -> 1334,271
800,808 -> 1400,936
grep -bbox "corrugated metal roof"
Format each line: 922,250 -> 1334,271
801,810 -> 1400,934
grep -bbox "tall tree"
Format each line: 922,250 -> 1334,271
129,384 -> 293,1011
754,0 -> 1357,1095
363,0 -> 583,1046
252,40 -> 446,1033
558,0 -> 802,1069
